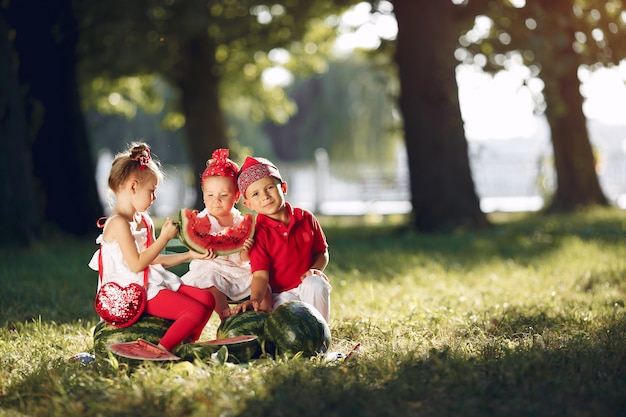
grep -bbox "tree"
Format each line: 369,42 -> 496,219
263,59 -> 400,164
75,0 -> 351,208
392,0 -> 488,231
459,0 -> 618,211
4,0 -> 102,238
0,11 -> 42,244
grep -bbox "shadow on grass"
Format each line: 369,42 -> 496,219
1,309 -> 625,417
237,313 -> 626,417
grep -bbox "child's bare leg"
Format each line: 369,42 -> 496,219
208,286 -> 230,320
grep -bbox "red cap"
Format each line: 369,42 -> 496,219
237,156 -> 283,196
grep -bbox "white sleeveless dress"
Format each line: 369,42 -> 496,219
180,208 -> 253,301
88,214 -> 181,301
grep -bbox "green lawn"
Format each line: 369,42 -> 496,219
1,208 -> 626,416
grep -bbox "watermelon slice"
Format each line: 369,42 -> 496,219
177,209 -> 255,255
174,335 -> 260,363
108,339 -> 181,361
93,315 -> 173,361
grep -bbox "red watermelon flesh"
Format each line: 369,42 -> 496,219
108,339 -> 180,361
93,315 -> 173,365
177,209 -> 255,255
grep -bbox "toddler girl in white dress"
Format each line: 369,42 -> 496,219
180,149 -> 270,320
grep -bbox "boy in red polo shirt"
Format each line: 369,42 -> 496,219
234,156 -> 332,322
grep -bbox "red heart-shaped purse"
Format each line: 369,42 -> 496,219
94,281 -> 147,328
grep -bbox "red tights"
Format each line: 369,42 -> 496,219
145,284 -> 215,351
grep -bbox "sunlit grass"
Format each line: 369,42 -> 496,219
1,207 -> 626,416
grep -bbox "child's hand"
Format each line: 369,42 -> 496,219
242,237 -> 254,251
232,299 -> 262,313
301,268 -> 329,282
189,248 -> 216,260
159,218 -> 178,240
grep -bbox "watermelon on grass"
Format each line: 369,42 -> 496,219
177,209 -> 255,255
216,310 -> 274,358
93,315 -> 173,362
174,336 -> 259,363
264,300 -> 331,358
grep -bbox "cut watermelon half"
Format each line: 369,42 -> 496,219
177,209 -> 255,255
108,339 -> 181,361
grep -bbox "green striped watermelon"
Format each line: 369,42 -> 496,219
264,300 -> 331,358
177,209 -> 255,255
216,310 -> 274,358
93,315 -> 172,362
174,336 -> 259,363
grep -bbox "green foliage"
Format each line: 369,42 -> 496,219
75,0 -> 352,124
262,58 -> 400,163
3,207 -> 626,416
82,75 -> 166,119
459,0 -> 626,71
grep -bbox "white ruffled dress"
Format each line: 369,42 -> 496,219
88,215 -> 181,301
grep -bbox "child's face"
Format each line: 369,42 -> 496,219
131,175 -> 158,213
202,176 -> 240,218
243,176 -> 286,216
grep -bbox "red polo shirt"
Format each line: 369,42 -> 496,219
249,202 -> 328,293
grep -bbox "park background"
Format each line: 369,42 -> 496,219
2,1 -> 626,416
86,2 -> 626,220
3,0 -> 626,241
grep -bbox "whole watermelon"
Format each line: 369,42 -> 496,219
264,300 -> 331,358
93,315 -> 172,362
216,310 -> 274,358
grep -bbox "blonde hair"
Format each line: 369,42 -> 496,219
108,142 -> 163,192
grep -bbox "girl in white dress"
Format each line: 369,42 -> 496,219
89,142 -> 215,352
180,149 -> 271,320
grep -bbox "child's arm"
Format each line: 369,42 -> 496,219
310,250 -> 329,271
107,216 -> 173,272
233,270 -> 270,313
155,248 -> 216,268
239,237 -> 254,263
300,250 -> 330,282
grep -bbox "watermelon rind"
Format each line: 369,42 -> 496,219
174,335 -> 259,363
93,315 -> 173,365
177,209 -> 207,254
177,209 -> 255,255
216,310 -> 268,339
216,310 -> 274,358
264,300 -> 331,358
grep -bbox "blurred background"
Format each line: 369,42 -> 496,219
2,0 -> 626,242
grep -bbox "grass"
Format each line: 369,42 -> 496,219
2,207 -> 626,416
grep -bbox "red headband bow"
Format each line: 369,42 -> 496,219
201,149 -> 239,184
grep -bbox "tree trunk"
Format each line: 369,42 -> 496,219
7,0 -> 103,236
0,12 -> 42,244
539,13 -> 608,211
393,0 -> 487,232
175,36 -> 229,209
